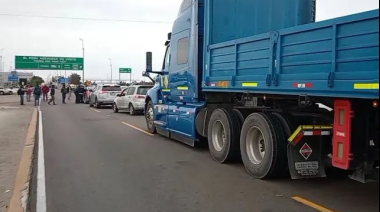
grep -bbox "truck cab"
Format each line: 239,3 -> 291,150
144,0 -> 205,144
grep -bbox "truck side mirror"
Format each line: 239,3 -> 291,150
146,52 -> 153,73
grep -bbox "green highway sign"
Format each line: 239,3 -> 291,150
15,56 -> 84,70
119,68 -> 132,73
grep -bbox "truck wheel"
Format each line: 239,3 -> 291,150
240,113 -> 288,179
208,109 -> 241,163
145,101 -> 157,134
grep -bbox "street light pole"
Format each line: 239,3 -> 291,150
0,49 -> 4,86
108,58 -> 112,83
80,38 -> 85,84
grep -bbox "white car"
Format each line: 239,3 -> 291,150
0,87 -> 14,95
112,85 -> 153,115
89,84 -> 122,108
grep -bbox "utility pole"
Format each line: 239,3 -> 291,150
108,58 -> 112,83
80,38 -> 85,84
0,49 -> 4,86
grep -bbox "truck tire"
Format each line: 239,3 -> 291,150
208,108 -> 241,163
145,101 -> 157,134
240,113 -> 288,179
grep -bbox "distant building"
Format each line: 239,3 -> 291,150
0,71 -> 34,86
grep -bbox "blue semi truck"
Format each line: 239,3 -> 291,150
142,0 -> 379,183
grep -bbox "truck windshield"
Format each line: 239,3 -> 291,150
162,45 -> 171,70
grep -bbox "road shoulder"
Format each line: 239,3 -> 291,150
2,108 -> 38,212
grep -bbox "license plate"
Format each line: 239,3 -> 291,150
110,93 -> 116,96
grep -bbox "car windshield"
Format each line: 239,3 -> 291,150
136,86 -> 153,95
102,86 -> 121,92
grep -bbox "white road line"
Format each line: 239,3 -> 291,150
90,108 -> 101,113
37,109 -> 47,212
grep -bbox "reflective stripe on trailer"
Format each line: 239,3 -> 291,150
354,83 -> 379,90
288,125 -> 333,145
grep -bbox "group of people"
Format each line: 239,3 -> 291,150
17,83 -> 87,106
60,84 -> 87,104
17,84 -> 49,106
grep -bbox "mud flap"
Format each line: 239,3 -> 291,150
287,137 -> 326,180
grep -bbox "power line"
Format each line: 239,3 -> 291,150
0,13 -> 172,24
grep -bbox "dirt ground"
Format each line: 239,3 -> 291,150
0,102 -> 34,211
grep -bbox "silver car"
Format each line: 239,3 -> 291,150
112,85 -> 153,115
0,87 -> 14,95
89,84 -> 122,108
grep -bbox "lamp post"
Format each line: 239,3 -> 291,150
108,58 -> 113,83
0,49 -> 4,86
80,38 -> 85,84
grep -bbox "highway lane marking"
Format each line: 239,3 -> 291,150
293,196 -> 335,212
122,122 -> 154,136
90,108 -> 101,113
37,107 -> 47,212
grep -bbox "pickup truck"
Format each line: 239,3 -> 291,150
143,0 -> 379,183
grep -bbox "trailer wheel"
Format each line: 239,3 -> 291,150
208,109 -> 240,163
240,113 -> 288,179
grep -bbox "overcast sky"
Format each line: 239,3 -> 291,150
0,0 -> 379,82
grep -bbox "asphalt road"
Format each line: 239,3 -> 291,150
32,94 -> 379,212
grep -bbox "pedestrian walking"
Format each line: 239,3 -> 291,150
42,84 -> 50,101
26,85 -> 33,102
33,84 -> 42,106
48,85 -> 57,105
17,86 -> 26,105
61,84 -> 67,104
67,86 -> 72,100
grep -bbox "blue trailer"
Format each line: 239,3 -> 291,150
142,0 -> 379,183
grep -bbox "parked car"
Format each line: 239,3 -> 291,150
89,84 -> 122,108
112,85 -> 153,115
0,87 -> 14,95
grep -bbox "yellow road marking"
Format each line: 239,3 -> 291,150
122,122 -> 154,136
293,196 -> 335,212
90,108 -> 101,113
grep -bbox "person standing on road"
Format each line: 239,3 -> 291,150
48,85 -> 57,105
17,86 -> 27,105
33,84 -> 42,106
42,84 -> 50,101
61,84 -> 67,104
26,85 -> 33,102
67,86 -> 72,100
76,85 -> 86,104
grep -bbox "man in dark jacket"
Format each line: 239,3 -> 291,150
48,85 -> 56,105
17,86 -> 27,105
61,84 -> 67,104
33,84 -> 42,106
